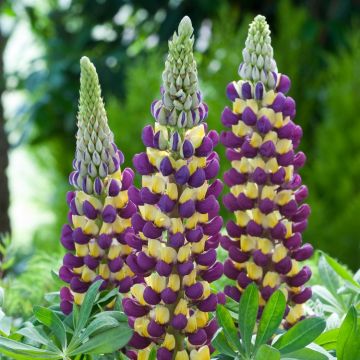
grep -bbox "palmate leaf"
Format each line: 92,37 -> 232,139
78,315 -> 119,341
272,317 -> 326,354
33,306 -> 67,349
254,290 -> 286,351
17,325 -> 59,351
238,283 -> 258,355
68,323 -> 132,356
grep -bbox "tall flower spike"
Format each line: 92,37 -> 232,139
59,56 -> 138,314
221,15 -> 312,328
124,17 -> 224,360
152,16 -> 207,128
239,15 -> 278,89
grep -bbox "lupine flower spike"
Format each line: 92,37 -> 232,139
123,16 -> 224,360
59,56 -> 138,314
221,15 -> 313,327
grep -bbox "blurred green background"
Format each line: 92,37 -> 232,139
0,0 -> 359,314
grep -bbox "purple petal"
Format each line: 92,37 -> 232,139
133,153 -> 154,175
142,125 -> 154,147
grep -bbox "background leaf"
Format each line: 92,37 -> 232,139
324,254 -> 360,289
337,306 -> 360,360
314,328 -> 338,351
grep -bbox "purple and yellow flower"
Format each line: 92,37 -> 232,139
123,17 -> 224,359
220,15 -> 313,327
59,57 -> 138,314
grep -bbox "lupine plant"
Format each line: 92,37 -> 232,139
59,56 -> 138,315
122,16 -> 224,360
1,11 -> 360,360
220,15 -> 313,327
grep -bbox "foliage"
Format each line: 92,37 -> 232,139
315,306 -> 360,359
213,284 -> 328,360
0,234 -> 15,276
3,0 -> 360,270
310,253 -> 360,329
0,281 -> 132,360
306,30 -> 360,269
0,287 -> 12,337
1,1 -> 360,359
0,251 -> 60,317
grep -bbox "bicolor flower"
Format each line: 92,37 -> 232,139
123,17 -> 224,360
220,15 -> 313,327
59,57 -> 138,314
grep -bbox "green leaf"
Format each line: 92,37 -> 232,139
314,328 -> 338,351
255,344 -> 280,360
324,254 -> 360,289
80,316 -> 119,340
94,310 -> 128,323
74,280 -> 102,335
212,356 -> 234,360
0,287 -> 4,306
96,288 -> 121,305
0,337 -> 60,359
337,306 -> 360,360
216,305 -> 243,354
68,314 -> 121,352
254,290 -> 286,351
238,283 -> 259,355
72,303 -> 80,330
212,328 -> 237,357
272,317 -> 326,354
148,346 -> 156,360
69,323 -> 132,355
0,316 -> 11,336
33,306 -> 67,349
318,256 -> 342,301
17,326 -> 59,351
281,348 -> 328,360
312,286 -> 343,313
